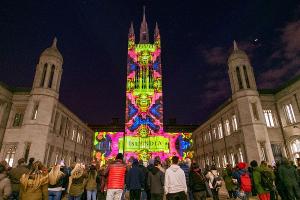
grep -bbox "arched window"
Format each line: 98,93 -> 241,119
243,65 -> 250,88
236,67 -> 243,90
291,139 -> 300,162
40,63 -> 47,87
48,65 -> 55,88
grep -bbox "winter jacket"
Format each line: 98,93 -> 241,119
232,169 -> 248,186
148,166 -> 164,194
107,159 -> 126,189
86,173 -> 98,191
126,163 -> 144,190
278,162 -> 300,188
252,166 -> 268,194
69,175 -> 86,196
164,164 -> 187,194
179,163 -> 190,187
223,168 -> 237,191
0,173 -> 11,200
19,174 -> 48,200
189,170 -> 206,192
8,164 -> 29,192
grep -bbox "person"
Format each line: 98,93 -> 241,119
250,160 -> 270,200
19,161 -> 48,200
278,158 -> 300,200
67,163 -> 86,200
27,157 -> 35,171
233,162 -> 251,200
48,164 -> 65,200
222,164 -> 237,199
139,160 -> 149,200
86,165 -> 98,200
206,165 -> 222,200
8,158 -> 29,199
274,161 -> 286,200
97,165 -> 107,200
0,163 -> 11,199
179,158 -> 191,200
260,161 -> 275,200
164,156 -> 187,200
148,160 -> 164,200
189,163 -> 206,200
106,153 -> 126,200
126,159 -> 144,200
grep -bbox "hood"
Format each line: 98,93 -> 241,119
151,166 -> 160,175
170,164 -> 180,172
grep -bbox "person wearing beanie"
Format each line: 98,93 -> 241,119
250,160 -> 270,200
106,153 -> 126,200
164,156 -> 187,200
126,159 -> 145,200
232,162 -> 251,200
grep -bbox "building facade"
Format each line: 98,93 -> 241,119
192,41 -> 300,168
0,38 -> 94,167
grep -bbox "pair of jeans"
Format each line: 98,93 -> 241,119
130,189 -> 141,200
68,195 -> 82,200
9,191 -> 19,200
87,189 -> 97,200
212,189 -> 219,200
48,190 -> 62,200
166,191 -> 187,200
106,189 -> 123,200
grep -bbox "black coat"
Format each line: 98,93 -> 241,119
126,164 -> 145,190
189,170 -> 206,192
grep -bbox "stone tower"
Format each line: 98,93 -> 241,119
228,41 -> 274,163
22,38 -> 63,160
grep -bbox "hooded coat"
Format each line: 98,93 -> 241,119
164,164 -> 187,194
126,161 -> 144,190
148,166 -> 164,194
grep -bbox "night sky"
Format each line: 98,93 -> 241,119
1,0 -> 300,125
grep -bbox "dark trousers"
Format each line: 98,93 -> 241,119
166,191 -> 187,200
150,193 -> 163,200
130,189 -> 141,200
192,191 -> 206,200
212,189 -> 219,200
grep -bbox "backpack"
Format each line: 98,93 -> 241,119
260,170 -> 274,191
212,173 -> 222,189
240,172 -> 252,192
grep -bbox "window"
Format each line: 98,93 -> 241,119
59,116 -> 66,135
5,145 -> 17,167
243,65 -> 250,88
260,143 -> 267,161
218,123 -> 223,139
212,128 -> 217,139
230,152 -> 236,166
72,129 -> 76,141
236,67 -> 243,90
291,139 -> 300,163
216,156 -> 220,168
223,154 -> 227,167
238,148 -> 244,162
251,103 -> 259,120
264,110 -> 276,127
208,131 -> 212,142
13,113 -> 23,127
283,104 -> 296,124
77,131 -> 81,143
40,63 -> 47,87
232,115 -> 238,131
203,133 -> 207,143
31,103 -> 39,120
225,120 -> 231,135
48,65 -> 55,88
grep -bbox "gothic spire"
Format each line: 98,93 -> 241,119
139,6 -> 149,44
129,21 -> 134,35
154,22 -> 160,35
52,37 -> 58,48
233,40 -> 239,51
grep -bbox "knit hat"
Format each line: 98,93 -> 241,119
237,162 -> 246,169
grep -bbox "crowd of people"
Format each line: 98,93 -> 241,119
0,154 -> 299,200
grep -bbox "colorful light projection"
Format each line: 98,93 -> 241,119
94,131 -> 193,163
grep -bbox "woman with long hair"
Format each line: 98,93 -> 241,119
67,163 -> 86,200
48,164 -> 65,200
19,161 -> 48,200
86,165 -> 98,200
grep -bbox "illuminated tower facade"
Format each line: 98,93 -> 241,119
125,9 -> 163,159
